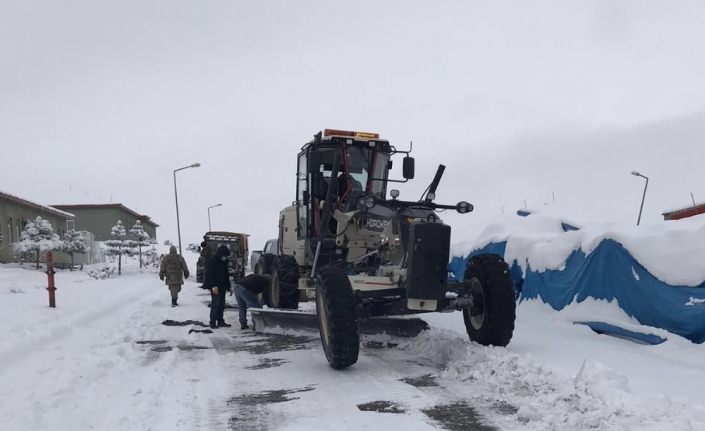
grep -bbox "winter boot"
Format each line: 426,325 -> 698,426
209,321 -> 218,329
240,322 -> 249,330
218,321 -> 232,328
171,297 -> 178,307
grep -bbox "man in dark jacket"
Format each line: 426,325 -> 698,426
204,245 -> 232,329
234,274 -> 271,329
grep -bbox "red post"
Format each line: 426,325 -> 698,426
46,251 -> 56,308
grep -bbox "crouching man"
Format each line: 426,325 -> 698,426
234,274 -> 271,329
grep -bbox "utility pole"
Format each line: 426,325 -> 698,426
631,171 -> 649,226
173,163 -> 201,254
207,203 -> 223,231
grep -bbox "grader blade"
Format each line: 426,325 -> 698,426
250,309 -> 429,338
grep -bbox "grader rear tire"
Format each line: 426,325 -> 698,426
315,265 -> 359,370
256,254 -> 275,276
462,254 -> 516,346
267,255 -> 300,309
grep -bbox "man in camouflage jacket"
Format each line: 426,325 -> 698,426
159,245 -> 190,306
197,241 -> 215,284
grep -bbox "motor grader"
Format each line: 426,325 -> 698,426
264,129 -> 516,369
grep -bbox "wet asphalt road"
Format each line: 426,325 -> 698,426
135,300 -> 508,431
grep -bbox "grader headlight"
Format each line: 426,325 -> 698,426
456,201 -> 474,214
358,195 -> 376,209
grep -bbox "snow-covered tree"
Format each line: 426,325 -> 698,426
143,239 -> 160,267
13,216 -> 61,269
104,220 -> 130,275
129,220 -> 151,268
61,229 -> 90,270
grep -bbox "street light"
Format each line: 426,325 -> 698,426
631,170 -> 649,226
173,162 -> 201,254
207,203 -> 222,231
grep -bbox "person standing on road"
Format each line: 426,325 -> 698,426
197,240 -> 215,286
159,245 -> 190,307
204,245 -> 232,329
233,274 -> 271,329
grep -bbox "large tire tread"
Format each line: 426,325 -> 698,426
258,254 -> 275,275
463,254 -> 516,347
271,255 -> 300,309
316,265 -> 359,369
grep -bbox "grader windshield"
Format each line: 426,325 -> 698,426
296,131 -> 392,241
312,141 -> 390,201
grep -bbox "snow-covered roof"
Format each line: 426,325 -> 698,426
50,203 -> 159,227
0,189 -> 75,219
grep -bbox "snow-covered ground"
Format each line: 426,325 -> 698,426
1,260 -> 704,430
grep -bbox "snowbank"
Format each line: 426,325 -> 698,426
450,213 -> 705,343
452,213 -> 705,287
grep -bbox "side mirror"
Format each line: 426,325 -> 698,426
403,156 -> 415,179
387,160 -> 393,170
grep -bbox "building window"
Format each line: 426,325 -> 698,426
7,217 -> 12,242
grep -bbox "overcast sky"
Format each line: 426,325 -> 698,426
2,0 -> 704,252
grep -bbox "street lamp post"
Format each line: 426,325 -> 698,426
173,162 -> 201,254
631,170 -> 649,226
207,203 -> 222,231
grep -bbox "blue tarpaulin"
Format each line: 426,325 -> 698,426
573,321 -> 667,345
449,239 -> 705,343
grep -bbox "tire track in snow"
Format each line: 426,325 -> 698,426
0,278 -> 220,430
0,283 -> 164,429
218,325 -> 496,431
358,337 -> 502,430
81,286 -> 233,431
0,280 -> 163,372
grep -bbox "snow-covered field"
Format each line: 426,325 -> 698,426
1,261 -> 704,431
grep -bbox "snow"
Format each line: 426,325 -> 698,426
2,259 -> 705,430
451,212 -> 705,287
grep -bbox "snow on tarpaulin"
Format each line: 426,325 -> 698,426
449,213 -> 705,343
